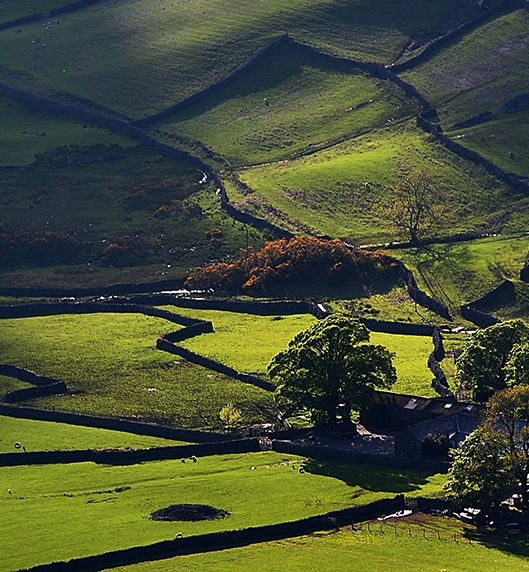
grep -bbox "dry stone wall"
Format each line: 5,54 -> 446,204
20,496 -> 405,571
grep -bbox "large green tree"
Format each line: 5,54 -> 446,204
268,315 -> 396,426
445,385 -> 529,511
457,319 -> 529,400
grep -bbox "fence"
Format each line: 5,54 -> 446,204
353,520 -> 474,545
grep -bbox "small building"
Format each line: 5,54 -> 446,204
395,413 -> 482,459
360,390 -> 482,432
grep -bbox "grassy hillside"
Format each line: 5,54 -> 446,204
403,8 -> 529,176
234,121 -> 518,244
398,234 -> 529,308
0,1 -> 65,22
0,312 -> 276,429
149,41 -> 420,166
0,0 -> 459,118
0,94 -> 134,166
0,139 -> 267,287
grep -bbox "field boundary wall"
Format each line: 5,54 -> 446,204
0,404 -> 235,442
136,35 -> 291,126
417,116 -> 529,193
49,0 -> 107,17
0,438 -> 262,467
388,0 -> 515,73
0,277 -> 186,298
457,280 -> 513,327
0,364 -> 69,402
0,13 -> 42,32
0,79 -> 293,242
21,496 -> 405,571
156,337 -> 276,391
272,439 -> 450,473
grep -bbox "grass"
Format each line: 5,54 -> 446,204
402,8 -> 529,177
112,522 -> 529,572
235,121 -> 517,243
369,332 -> 435,397
150,40 -> 420,166
0,452 -> 446,570
0,142 -> 267,288
0,2 -> 65,22
330,286 -> 450,325
0,0 -> 459,118
0,94 -> 134,166
0,312 -> 276,430
0,416 -> 186,453
396,235 -> 529,308
172,308 -> 316,375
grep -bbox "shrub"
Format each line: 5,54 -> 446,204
185,236 -> 398,293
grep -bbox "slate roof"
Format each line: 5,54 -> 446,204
407,413 -> 482,444
372,390 -> 483,417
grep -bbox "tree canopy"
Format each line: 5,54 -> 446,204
268,314 -> 396,426
445,385 -> 529,511
383,169 -> 445,244
185,236 -> 399,294
457,319 -> 529,401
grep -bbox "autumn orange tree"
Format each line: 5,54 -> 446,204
185,236 -> 400,293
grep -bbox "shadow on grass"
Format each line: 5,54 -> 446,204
464,527 -> 529,559
304,458 -> 437,494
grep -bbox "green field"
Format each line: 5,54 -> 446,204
370,332 -> 434,397
0,416 -> 184,453
151,40 -> 420,166
403,8 -> 529,177
397,235 -> 529,309
113,524 -> 529,572
0,312 -> 276,429
0,451 -> 446,571
170,306 -> 435,397
235,121 -> 515,243
0,0 -> 459,118
0,95 -> 134,166
174,309 -> 316,375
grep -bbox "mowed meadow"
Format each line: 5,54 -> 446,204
0,311 -> 277,429
112,525 -> 529,572
0,452 -> 446,570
